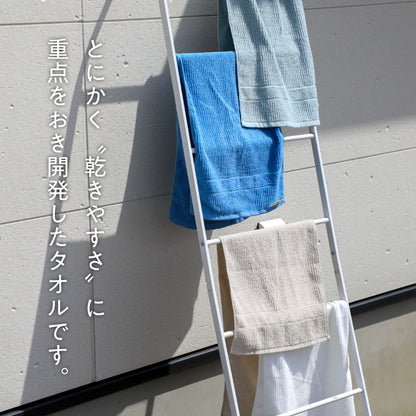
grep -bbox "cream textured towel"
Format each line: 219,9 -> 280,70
218,244 -> 259,416
219,220 -> 329,355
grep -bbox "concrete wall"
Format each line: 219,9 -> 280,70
0,0 -> 415,413
47,299 -> 416,416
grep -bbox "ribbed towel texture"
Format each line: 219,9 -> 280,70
218,0 -> 320,128
218,242 -> 259,416
219,220 -> 329,355
169,52 -> 285,230
251,300 -> 356,416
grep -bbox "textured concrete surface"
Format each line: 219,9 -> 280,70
0,0 -> 415,412
83,0 -> 217,21
0,211 -> 92,407
0,24 -> 87,224
353,299 -> 416,416
49,360 -> 224,416
304,0 -> 412,8
0,1 -> 81,24
92,196 -> 216,380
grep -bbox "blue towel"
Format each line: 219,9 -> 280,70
169,52 -> 284,230
218,0 -> 320,128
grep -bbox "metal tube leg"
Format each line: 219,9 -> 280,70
309,126 -> 372,416
158,1 -> 240,414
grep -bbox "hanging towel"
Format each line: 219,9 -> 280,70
218,243 -> 259,416
218,0 -> 320,128
169,52 -> 285,230
251,300 -> 356,416
219,220 -> 329,355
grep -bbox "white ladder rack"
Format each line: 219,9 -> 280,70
158,1 -> 372,415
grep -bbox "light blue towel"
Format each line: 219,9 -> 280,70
169,52 -> 284,230
218,0 -> 320,128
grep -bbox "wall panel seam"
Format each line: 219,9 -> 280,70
305,1 -> 416,11
1,284 -> 414,416
1,1 -> 416,28
321,146 -> 416,168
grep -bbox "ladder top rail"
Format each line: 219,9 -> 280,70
206,217 -> 329,246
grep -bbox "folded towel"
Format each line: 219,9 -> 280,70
169,52 -> 285,230
219,220 -> 329,355
218,0 -> 320,128
251,300 -> 356,416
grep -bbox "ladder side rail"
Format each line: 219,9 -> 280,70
309,126 -> 372,416
158,1 -> 240,415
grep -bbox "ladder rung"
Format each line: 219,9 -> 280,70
284,133 -> 314,141
206,217 -> 329,246
224,330 -> 234,339
275,388 -> 363,416
191,133 -> 314,154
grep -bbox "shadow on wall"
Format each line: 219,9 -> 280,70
16,1 -> 416,414
20,0 -> 216,414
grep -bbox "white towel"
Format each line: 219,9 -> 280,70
251,300 -> 356,416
